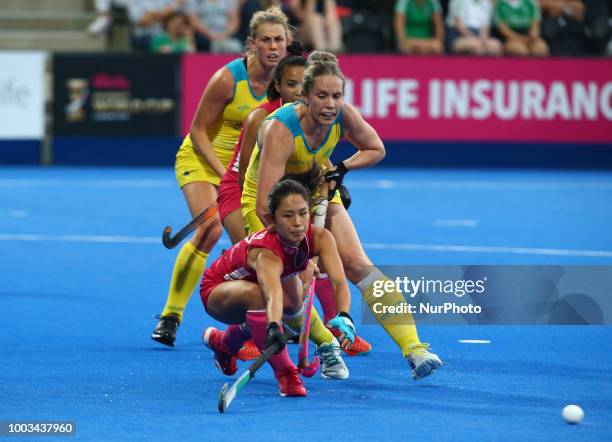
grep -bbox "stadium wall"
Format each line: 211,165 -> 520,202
2,52 -> 611,167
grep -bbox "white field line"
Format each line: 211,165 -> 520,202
1,178 -> 612,191
1,234 -> 611,257
434,219 -> 479,227
361,242 -> 612,257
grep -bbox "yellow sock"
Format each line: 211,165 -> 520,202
357,268 -> 421,356
283,306 -> 335,346
161,241 -> 208,321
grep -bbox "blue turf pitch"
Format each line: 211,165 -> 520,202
1,167 -> 611,441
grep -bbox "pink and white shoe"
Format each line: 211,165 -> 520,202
202,327 -> 237,376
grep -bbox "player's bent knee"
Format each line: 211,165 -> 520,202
244,284 -> 267,309
342,254 -> 372,283
193,218 -> 223,251
282,294 -> 303,315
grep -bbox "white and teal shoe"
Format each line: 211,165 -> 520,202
315,342 -> 349,380
406,344 -> 442,380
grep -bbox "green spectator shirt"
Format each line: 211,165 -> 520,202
395,0 -> 442,39
494,0 -> 541,32
151,33 -> 191,54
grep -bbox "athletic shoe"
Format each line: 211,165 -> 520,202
202,327 -> 237,376
328,326 -> 372,356
151,313 -> 180,347
237,339 -> 261,361
405,344 -> 442,380
315,342 -> 349,379
275,366 -> 307,397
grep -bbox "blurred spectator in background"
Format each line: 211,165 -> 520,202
129,0 -> 191,50
597,0 -> 612,55
394,0 -> 445,54
187,0 -> 243,53
302,0 -> 344,51
540,0 -> 586,55
261,1 -> 305,29
540,0 -> 584,21
150,11 -> 196,52
494,0 -> 549,56
236,0 -> 267,43
87,0 -> 130,35
446,0 -> 502,55
341,1 -> 395,53
261,1 -> 343,51
582,0 -> 612,55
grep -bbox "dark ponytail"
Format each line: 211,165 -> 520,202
267,162 -> 325,217
281,161 -> 322,199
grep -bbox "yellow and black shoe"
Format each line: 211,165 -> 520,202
151,313 -> 180,347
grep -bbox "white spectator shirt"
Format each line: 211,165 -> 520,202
187,0 -> 238,36
129,0 -> 189,38
446,0 -> 493,30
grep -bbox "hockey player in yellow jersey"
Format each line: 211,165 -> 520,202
152,7 -> 291,347
242,51 -> 443,381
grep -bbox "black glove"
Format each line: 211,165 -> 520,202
339,184 -> 351,210
324,161 -> 349,199
265,322 -> 285,354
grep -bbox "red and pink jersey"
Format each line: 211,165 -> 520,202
202,223 -> 314,287
221,98 -> 282,185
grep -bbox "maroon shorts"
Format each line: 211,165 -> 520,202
200,277 -> 222,312
217,170 -> 241,223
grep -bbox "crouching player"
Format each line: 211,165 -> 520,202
200,178 -> 356,396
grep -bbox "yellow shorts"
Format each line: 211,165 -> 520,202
174,136 -> 233,188
241,189 -> 343,234
241,194 -> 264,234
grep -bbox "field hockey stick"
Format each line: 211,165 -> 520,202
298,281 -> 320,377
296,184 -> 329,377
217,329 -> 291,413
162,202 -> 218,249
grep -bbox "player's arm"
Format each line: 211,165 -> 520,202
323,103 -> 385,194
341,103 -> 386,170
189,67 -> 234,178
238,108 -> 270,189
255,120 -> 294,225
247,248 -> 284,325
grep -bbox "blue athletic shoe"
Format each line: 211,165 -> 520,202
315,342 -> 349,379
